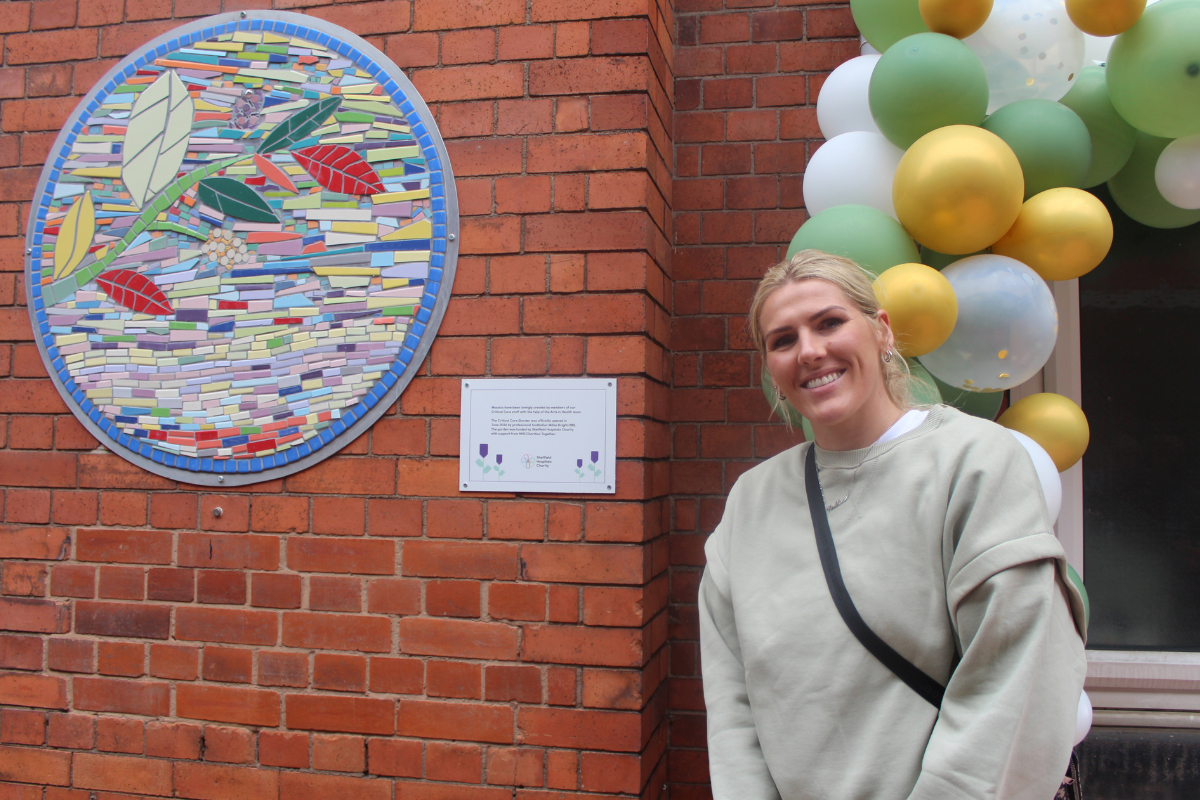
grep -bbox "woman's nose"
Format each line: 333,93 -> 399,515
796,329 -> 824,364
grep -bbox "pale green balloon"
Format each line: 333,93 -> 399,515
1108,131 -> 1200,228
869,33 -> 990,149
786,204 -> 920,277
981,99 -> 1093,198
1059,66 -> 1138,188
851,0 -> 930,52
1107,0 -> 1200,138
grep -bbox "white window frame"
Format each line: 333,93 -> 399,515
1014,280 -> 1200,729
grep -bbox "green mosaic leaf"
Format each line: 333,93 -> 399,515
256,95 -> 342,155
196,177 -> 280,224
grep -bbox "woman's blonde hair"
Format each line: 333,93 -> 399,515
749,249 -> 921,419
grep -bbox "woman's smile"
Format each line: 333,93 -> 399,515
801,369 -> 845,390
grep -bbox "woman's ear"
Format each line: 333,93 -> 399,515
875,308 -> 897,353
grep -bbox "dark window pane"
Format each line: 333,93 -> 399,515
1081,186 -> 1200,651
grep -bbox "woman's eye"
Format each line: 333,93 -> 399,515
820,317 -> 845,330
768,334 -> 794,350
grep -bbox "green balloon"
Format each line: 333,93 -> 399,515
930,372 -> 1004,420
981,99 -> 1092,199
868,33 -> 989,149
1059,66 -> 1138,188
1108,131 -> 1200,228
851,0 -> 929,53
920,246 -> 987,270
1107,0 -> 1200,139
786,204 -> 920,277
906,359 -> 943,406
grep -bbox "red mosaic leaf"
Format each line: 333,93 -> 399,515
292,144 -> 385,196
96,269 -> 175,316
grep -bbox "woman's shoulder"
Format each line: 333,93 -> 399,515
923,404 -> 1024,457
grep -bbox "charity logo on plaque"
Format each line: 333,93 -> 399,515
24,11 -> 458,484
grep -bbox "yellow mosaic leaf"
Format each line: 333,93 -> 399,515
52,192 -> 95,281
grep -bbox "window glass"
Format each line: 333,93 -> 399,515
1081,186 -> 1200,650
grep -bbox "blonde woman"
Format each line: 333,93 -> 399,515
699,250 -> 1087,799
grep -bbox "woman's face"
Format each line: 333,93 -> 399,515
760,279 -> 898,447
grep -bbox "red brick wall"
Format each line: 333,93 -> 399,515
666,2 -> 856,797
0,0 -> 677,797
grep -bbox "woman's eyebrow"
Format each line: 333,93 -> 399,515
765,305 -> 845,337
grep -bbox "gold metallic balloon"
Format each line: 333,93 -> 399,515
893,125 -> 1025,255
919,0 -> 994,38
992,187 -> 1114,281
1066,0 -> 1146,37
873,263 -> 959,357
998,392 -> 1090,472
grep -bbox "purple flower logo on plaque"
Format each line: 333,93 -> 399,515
24,11 -> 458,485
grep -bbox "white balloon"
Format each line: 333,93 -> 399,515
1008,429 -> 1063,525
1155,133 -> 1200,209
816,55 -> 882,140
921,255 -> 1059,393
965,0 -> 1086,113
860,40 -> 881,56
802,131 -> 904,219
1074,690 -> 1093,746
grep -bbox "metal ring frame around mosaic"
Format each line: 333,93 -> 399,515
23,11 -> 460,486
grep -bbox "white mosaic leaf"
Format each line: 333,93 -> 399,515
121,70 -> 194,209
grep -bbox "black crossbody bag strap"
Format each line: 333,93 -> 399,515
804,446 -> 946,710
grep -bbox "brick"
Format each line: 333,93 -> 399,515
443,29 -> 496,64
96,715 -> 142,754
369,656 -> 423,695
446,139 -> 522,177
251,573 -> 301,609
75,529 -> 170,565
529,57 -> 648,96
95,566 -> 142,601
520,543 -> 645,584
312,733 -> 365,773
517,707 -> 640,751
149,644 -> 197,681
173,761 -> 278,800
808,6 -> 859,37
0,708 -> 45,745
583,669 -> 643,710
412,64 -> 524,102
0,525 -> 68,560
0,4 -> 31,34
5,29 -> 96,65
403,540 -> 518,580
48,712 -> 94,750
176,684 -> 280,727
282,612 -> 390,652
99,493 -> 146,527
258,651 -> 307,689
52,491 -> 98,525
548,749 -> 579,790
202,725 -> 253,764
485,665 -> 541,703
149,494 -> 197,529
314,654 -> 367,693
175,608 -> 276,646
0,635 -> 42,671
400,618 -> 518,660
77,453 -> 170,490
489,583 -> 546,621
310,576 -> 361,612
202,647 -> 252,684
368,737 -> 422,778
384,32 -> 438,68
398,699 -> 512,744
427,660 -> 481,699
303,0 -> 410,36
313,497 -> 367,535
145,721 -> 202,760
285,456 -> 396,496
0,596 -> 68,634
366,578 -> 421,616
427,498 -> 484,539
522,292 -> 648,334
178,533 -> 279,571
426,579 -> 481,617
497,98 -> 553,135
415,0 -> 523,29
259,731 -> 308,769
522,624 -> 644,667
147,568 -> 193,603
46,639 -> 91,673
251,496 -> 308,534
528,132 -> 647,174
0,563 -> 46,596
73,752 -> 171,795
286,694 -> 395,735
73,677 -> 166,716
97,641 -> 144,677
278,773 -> 392,800
425,740 -> 481,782
0,744 -> 70,785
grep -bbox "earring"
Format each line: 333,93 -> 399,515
883,350 -> 893,363
771,383 -> 780,395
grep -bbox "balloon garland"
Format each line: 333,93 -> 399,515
780,0 -> 1200,501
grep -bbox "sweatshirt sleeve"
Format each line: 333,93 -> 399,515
908,424 -> 1087,800
698,495 -> 782,800
907,559 -> 1086,800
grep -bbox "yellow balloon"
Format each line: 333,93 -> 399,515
873,263 -> 959,357
893,125 -> 1025,255
920,0 -> 994,38
998,393 -> 1090,472
1066,0 -> 1146,37
992,187 -> 1114,281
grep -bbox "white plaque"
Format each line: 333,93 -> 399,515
459,378 -> 617,494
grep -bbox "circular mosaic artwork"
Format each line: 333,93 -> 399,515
24,12 -> 458,485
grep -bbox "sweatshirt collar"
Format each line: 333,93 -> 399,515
811,404 -> 947,469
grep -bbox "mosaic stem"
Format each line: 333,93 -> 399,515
41,154 -> 247,307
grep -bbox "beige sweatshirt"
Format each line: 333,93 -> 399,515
699,405 -> 1087,800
